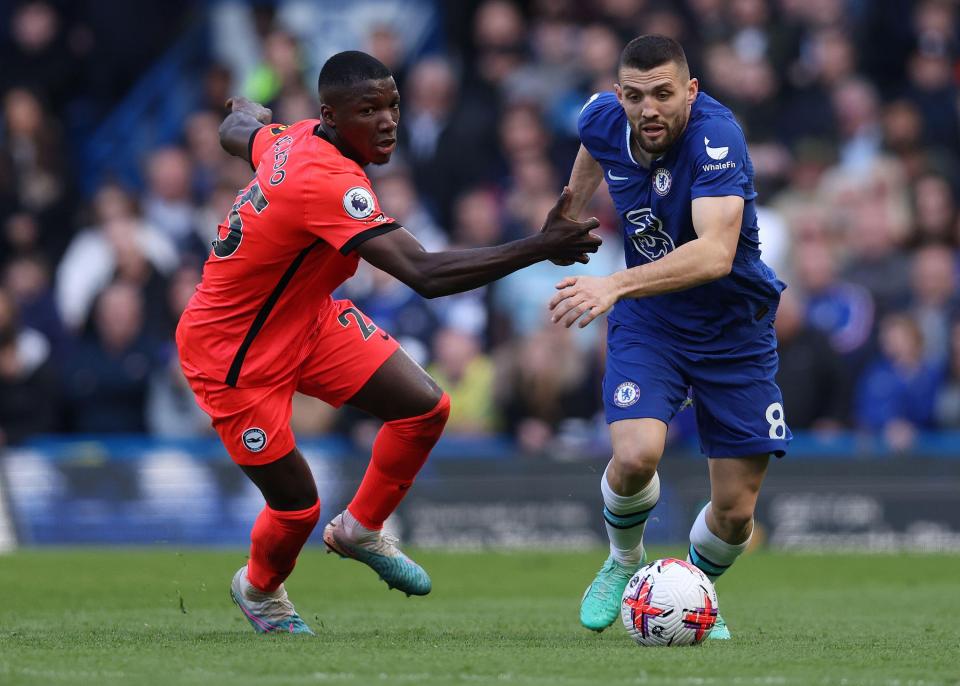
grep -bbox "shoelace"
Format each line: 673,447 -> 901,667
362,531 -> 401,557
245,587 -> 297,623
590,560 -> 628,603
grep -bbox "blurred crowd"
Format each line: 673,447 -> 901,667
1,0 -> 960,454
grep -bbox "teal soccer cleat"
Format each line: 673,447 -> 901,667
708,612 -> 731,640
579,555 -> 644,632
229,566 -> 315,635
323,512 -> 432,596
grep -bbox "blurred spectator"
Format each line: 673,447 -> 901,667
142,147 -> 204,254
451,187 -> 503,249
830,78 -> 883,173
372,170 -> 447,251
1,87 -> 72,256
2,252 -> 65,353
780,26 -> 855,144
499,15 -> 580,110
775,289 -> 847,429
907,244 -> 959,364
0,287 -> 58,445
364,24 -> 407,86
934,321 -> 960,429
244,30 -> 305,106
185,110 -> 230,204
494,320 -> 601,453
427,327 -> 497,434
903,26 -> 960,153
1,1 -> 77,111
842,199 -> 911,316
55,183 -> 178,332
470,0 -> 528,91
794,239 -> 875,357
881,99 -> 931,182
398,56 -> 495,228
909,172 -> 957,248
63,281 -> 160,433
855,313 -> 944,450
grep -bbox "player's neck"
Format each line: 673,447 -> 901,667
630,135 -> 658,168
316,123 -> 368,167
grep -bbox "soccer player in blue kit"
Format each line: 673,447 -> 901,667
548,35 -> 791,639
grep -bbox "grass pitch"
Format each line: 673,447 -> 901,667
0,548 -> 957,686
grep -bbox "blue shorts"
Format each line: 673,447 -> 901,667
603,320 -> 791,458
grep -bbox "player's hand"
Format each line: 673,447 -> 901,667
225,96 -> 273,124
539,187 -> 602,263
549,274 -> 618,329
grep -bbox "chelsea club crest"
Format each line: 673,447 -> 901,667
652,168 -> 672,196
613,382 -> 641,408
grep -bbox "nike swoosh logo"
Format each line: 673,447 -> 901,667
608,170 -> 629,182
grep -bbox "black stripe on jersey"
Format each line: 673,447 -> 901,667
225,238 -> 322,387
247,126 -> 264,172
339,222 -> 403,256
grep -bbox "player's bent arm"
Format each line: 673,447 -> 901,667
565,145 -> 603,220
548,196 -> 742,328
611,195 -> 743,299
219,97 -> 273,162
357,189 -> 602,299
546,147 -> 603,266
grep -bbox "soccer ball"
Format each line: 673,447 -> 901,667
620,558 -> 719,647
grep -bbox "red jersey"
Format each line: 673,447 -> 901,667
177,120 -> 399,388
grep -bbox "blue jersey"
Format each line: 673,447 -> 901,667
578,91 -> 785,352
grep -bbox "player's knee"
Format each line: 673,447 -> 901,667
710,501 -> 754,536
430,391 -> 451,425
613,445 -> 661,484
270,476 -> 319,512
390,392 -> 450,440
279,488 -> 319,512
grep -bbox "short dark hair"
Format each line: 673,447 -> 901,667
620,35 -> 689,77
317,50 -> 392,101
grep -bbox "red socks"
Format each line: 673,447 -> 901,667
246,394 -> 450,591
247,500 -> 320,593
348,393 -> 451,530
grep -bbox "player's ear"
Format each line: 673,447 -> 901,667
687,77 -> 699,105
320,103 -> 336,128
614,82 -> 623,104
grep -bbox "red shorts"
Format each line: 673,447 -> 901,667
181,299 -> 399,466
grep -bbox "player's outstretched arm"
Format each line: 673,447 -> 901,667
357,188 -> 602,299
218,97 -> 274,163
549,195 -> 743,328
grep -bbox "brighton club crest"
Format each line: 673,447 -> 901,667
652,168 -> 672,196
242,427 -> 267,453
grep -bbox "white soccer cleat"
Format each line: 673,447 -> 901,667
323,511 -> 432,596
229,565 -> 314,634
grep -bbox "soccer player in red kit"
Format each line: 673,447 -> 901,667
176,51 -> 601,634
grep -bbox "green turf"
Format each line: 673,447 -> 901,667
0,548 -> 958,686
